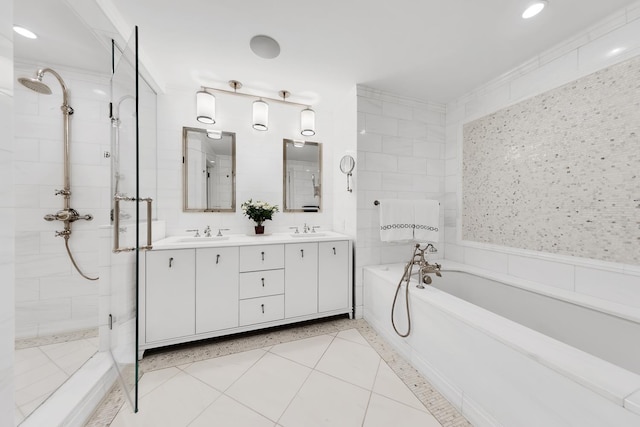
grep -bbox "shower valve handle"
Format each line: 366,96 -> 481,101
55,189 -> 71,196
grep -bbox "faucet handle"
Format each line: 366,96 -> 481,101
289,226 -> 299,234
311,226 -> 320,233
186,229 -> 200,237
216,228 -> 230,237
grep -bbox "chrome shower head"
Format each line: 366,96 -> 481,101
18,76 -> 52,94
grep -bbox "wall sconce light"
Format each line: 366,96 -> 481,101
196,90 -> 216,124
252,99 -> 269,131
300,108 -> 316,136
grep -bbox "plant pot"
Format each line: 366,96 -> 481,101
254,225 -> 265,235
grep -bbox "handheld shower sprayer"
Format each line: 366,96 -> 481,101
18,68 -> 97,281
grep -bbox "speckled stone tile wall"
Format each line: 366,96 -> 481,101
462,54 -> 640,265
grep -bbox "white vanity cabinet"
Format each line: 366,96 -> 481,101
145,249 -> 196,342
285,242 -> 318,318
140,234 -> 352,358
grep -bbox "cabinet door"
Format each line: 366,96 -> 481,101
284,242 -> 318,318
195,247 -> 239,334
146,249 -> 195,342
318,241 -> 349,312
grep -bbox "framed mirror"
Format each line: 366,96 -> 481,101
283,139 -> 322,212
183,127 -> 236,212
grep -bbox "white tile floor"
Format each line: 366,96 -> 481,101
110,329 -> 442,427
14,337 -> 99,425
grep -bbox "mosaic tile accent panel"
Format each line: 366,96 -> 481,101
462,55 -> 640,265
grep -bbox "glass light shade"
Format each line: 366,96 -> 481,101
293,140 -> 305,148
196,91 -> 216,124
300,108 -> 316,136
253,100 -> 269,131
206,129 -> 222,140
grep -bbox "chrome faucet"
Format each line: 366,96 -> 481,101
303,223 -> 310,233
311,226 -> 320,233
204,226 -> 212,237
216,228 -> 230,237
289,226 -> 300,234
186,229 -> 200,237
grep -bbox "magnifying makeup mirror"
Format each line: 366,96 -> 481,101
339,155 -> 355,192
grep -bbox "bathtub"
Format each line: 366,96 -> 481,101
363,261 -> 640,427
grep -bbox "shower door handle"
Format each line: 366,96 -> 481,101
113,195 -> 154,253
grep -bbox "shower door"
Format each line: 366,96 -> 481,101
109,26 -> 156,413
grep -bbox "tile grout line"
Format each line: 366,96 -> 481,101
361,357 -> 382,427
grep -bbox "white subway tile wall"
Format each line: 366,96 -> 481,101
446,5 -> 640,308
0,0 -> 15,424
356,87 -> 446,316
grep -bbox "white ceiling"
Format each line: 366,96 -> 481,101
13,0 -> 639,108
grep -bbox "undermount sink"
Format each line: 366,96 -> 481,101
176,236 -> 230,243
290,232 -> 326,238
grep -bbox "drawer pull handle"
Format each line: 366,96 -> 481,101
333,247 -> 336,255
300,249 -> 304,258
169,257 -> 174,268
216,254 -> 220,264
261,277 -> 265,287
261,303 -> 265,314
261,251 -> 265,261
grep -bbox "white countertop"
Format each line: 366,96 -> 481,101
152,231 -> 351,250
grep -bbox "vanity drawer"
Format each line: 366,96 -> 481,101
239,294 -> 284,326
239,244 -> 284,272
239,269 -> 285,299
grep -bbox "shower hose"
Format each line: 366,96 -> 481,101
391,245 -> 422,337
64,236 -> 99,281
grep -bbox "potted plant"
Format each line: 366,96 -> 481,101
241,199 -> 279,234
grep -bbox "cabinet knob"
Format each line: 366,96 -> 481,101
261,303 -> 265,314
300,249 -> 304,258
169,257 -> 174,268
261,277 -> 265,287
333,247 -> 336,255
261,251 -> 265,261
216,254 -> 220,264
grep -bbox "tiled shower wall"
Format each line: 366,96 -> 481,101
445,4 -> 640,308
356,86 -> 445,317
13,64 -> 111,338
0,0 -> 15,422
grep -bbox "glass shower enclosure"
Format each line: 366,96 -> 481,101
109,26 -> 157,412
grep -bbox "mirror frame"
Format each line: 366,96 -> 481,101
282,139 -> 322,213
182,127 -> 236,212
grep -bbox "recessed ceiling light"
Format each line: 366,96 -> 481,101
13,25 -> 37,39
522,1 -> 547,19
250,35 -> 280,59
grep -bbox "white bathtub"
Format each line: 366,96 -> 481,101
363,261 -> 640,427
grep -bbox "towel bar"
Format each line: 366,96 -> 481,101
373,200 -> 439,206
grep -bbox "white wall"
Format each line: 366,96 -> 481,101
156,87 -> 336,237
13,63 -> 111,338
0,0 -> 14,423
331,86 -> 357,238
445,3 -> 640,308
356,86 -> 446,317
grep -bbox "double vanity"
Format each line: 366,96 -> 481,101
139,231 -> 352,359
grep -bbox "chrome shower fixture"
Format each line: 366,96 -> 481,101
18,67 -> 97,281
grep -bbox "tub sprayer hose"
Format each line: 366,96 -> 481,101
64,237 -> 99,281
391,258 -> 415,338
